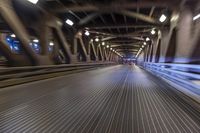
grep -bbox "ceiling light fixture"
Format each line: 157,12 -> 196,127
102,42 -> 105,45
159,14 -> 167,22
146,37 -> 150,41
49,41 -> 54,46
65,19 -> 74,26
27,0 -> 39,4
11,34 -> 16,38
143,42 -> 147,45
151,29 -> 156,35
106,45 -> 109,48
33,39 -> 39,43
193,13 -> 200,21
85,31 -> 90,36
95,38 -> 99,42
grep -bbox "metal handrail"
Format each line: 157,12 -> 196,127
144,63 -> 200,73
0,62 -> 114,74
144,62 -> 200,95
0,62 -> 114,70
0,62 -> 116,88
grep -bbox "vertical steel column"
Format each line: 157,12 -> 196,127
99,46 -> 104,61
54,27 -> 73,63
0,0 -> 39,65
90,41 -> 98,61
39,25 -> 50,55
176,6 -> 193,63
78,36 -> 90,62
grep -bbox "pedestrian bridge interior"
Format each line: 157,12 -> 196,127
0,0 -> 200,132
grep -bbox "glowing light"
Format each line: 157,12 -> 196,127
85,31 -> 90,36
159,14 -> 167,22
143,42 -> 147,45
102,42 -> 105,45
7,38 -> 10,41
110,48 -> 112,50
27,0 -> 39,4
193,14 -> 200,21
33,43 -> 38,47
49,41 -> 54,46
151,29 -> 156,35
11,34 -> 16,38
95,38 -> 99,42
65,19 -> 74,26
146,37 -> 150,41
106,45 -> 109,48
33,39 -> 39,43
142,45 -> 144,48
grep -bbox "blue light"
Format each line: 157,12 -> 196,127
31,42 -> 41,54
5,36 -> 21,53
48,47 -> 53,52
33,43 -> 38,47
14,46 -> 19,51
7,38 -> 11,41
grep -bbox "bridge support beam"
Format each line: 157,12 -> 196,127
175,7 -> 194,63
0,0 -> 40,65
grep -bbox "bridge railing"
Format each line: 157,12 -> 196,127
0,62 -> 115,88
143,63 -> 200,100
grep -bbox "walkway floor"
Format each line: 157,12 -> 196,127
0,65 -> 200,133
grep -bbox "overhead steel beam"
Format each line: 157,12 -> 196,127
111,13 -> 117,23
99,15 -> 113,34
108,40 -> 140,43
110,35 -> 144,40
115,47 -> 138,52
102,34 -> 145,40
88,29 -> 154,39
117,50 -> 138,52
86,24 -> 156,29
136,6 -> 140,22
111,42 -> 141,46
101,37 -> 116,41
149,6 -> 155,17
112,45 -> 140,48
123,15 -> 128,33
69,10 -> 81,20
52,2 -> 176,13
78,13 -> 99,25
116,51 -> 137,54
112,47 -> 139,51
88,30 -> 113,36
118,10 -> 158,24
54,0 -> 82,21
111,13 -> 120,33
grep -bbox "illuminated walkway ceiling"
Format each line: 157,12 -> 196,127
2,0 -> 198,58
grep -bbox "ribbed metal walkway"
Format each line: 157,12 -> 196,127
0,65 -> 200,133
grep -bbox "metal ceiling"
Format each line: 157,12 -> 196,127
2,0 -> 198,58
39,0 -> 176,58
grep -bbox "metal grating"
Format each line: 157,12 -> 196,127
0,65 -> 200,133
